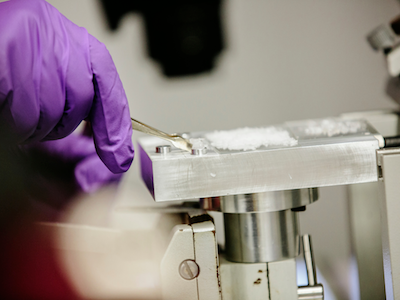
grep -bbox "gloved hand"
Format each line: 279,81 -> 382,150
0,0 -> 134,175
27,133 -> 123,193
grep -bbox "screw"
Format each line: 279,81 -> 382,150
179,259 -> 200,280
156,145 -> 171,154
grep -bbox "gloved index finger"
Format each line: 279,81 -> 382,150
88,34 -> 134,173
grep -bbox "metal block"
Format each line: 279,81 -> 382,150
138,118 -> 381,202
160,218 -> 222,300
160,225 -> 198,300
192,221 -> 222,300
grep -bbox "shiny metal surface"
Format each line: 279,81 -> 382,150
301,234 -> 317,286
297,235 -> 324,299
156,145 -> 171,154
224,210 -> 299,263
201,188 -> 318,213
302,235 -> 317,286
297,234 -> 324,300
297,285 -> 324,300
138,118 -> 381,202
192,147 -> 207,156
131,117 -> 192,152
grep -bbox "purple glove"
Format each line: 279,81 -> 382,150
28,133 -> 123,193
0,0 -> 134,174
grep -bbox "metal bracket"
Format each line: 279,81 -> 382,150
377,148 -> 400,299
160,214 -> 221,300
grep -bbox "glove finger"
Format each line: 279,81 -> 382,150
30,133 -> 96,164
75,154 -> 122,193
26,134 -> 122,193
88,35 -> 134,174
44,14 -> 94,141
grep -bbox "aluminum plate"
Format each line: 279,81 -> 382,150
138,118 -> 381,202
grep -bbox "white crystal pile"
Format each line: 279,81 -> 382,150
205,127 -> 298,151
301,119 -> 367,137
190,138 -> 208,150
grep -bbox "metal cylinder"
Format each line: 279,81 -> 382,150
224,209 -> 300,263
201,188 -> 318,214
298,285 -> 324,300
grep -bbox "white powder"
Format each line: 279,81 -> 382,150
205,127 -> 298,151
300,119 -> 367,137
190,138 -> 208,150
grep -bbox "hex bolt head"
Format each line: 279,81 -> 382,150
156,145 -> 171,154
179,259 -> 200,280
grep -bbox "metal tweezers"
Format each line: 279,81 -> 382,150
131,117 -> 192,152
